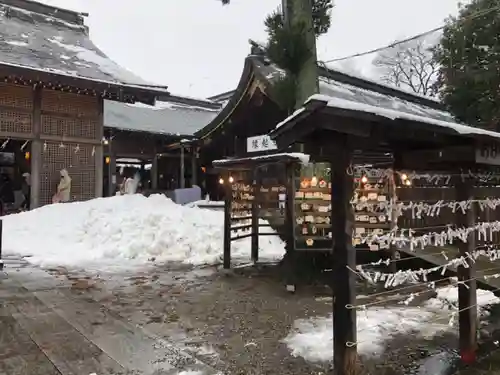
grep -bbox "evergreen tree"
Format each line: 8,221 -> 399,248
265,1 -> 333,112
433,0 -> 500,130
218,0 -> 333,112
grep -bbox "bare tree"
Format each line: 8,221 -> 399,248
373,38 -> 439,97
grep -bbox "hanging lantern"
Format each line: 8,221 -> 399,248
105,156 -> 110,164
24,151 -> 30,160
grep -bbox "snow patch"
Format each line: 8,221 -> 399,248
283,285 -> 499,363
6,40 -> 28,47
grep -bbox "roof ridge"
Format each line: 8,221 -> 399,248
160,94 -> 222,110
0,0 -> 87,26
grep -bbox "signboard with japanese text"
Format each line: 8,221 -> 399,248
476,142 -> 500,166
246,134 -> 278,153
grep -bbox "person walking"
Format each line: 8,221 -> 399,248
21,172 -> 30,210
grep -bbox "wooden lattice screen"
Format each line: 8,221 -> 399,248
40,142 -> 96,205
41,90 -> 98,139
39,90 -> 100,205
0,83 -> 33,134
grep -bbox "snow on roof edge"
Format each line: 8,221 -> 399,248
0,61 -> 169,97
275,93 -> 500,140
213,152 -> 310,165
322,62 -> 442,105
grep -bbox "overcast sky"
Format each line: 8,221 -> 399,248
40,0 -> 464,99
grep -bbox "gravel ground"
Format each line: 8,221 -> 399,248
48,264 -> 464,375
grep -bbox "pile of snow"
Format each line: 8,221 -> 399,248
3,195 -> 285,270
186,199 -> 224,208
283,285 -> 500,363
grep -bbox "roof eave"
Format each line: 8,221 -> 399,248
0,62 -> 169,105
194,57 -> 256,139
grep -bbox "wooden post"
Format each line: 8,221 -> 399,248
455,176 -> 477,364
107,151 -> 116,197
180,145 -> 185,189
285,163 -> 297,293
95,98 -> 104,198
223,173 -> 232,269
388,169 -> 398,274
31,86 -> 42,209
151,154 -> 159,190
0,220 -> 3,270
330,138 -> 357,375
191,152 -> 197,188
251,168 -> 259,263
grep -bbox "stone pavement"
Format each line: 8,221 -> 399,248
0,258 -> 217,375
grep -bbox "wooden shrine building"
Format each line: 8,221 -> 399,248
102,95 -> 221,195
269,92 -> 500,373
196,41 -> 456,197
0,0 -> 170,208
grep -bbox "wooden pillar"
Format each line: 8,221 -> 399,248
95,98 -> 104,198
388,169 -> 398,274
107,149 -> 116,197
31,86 -> 42,209
94,145 -> 103,197
330,138 -> 357,375
191,152 -> 197,187
180,146 -> 185,189
151,154 -> 158,190
251,168 -> 259,263
455,176 -> 477,364
285,163 -> 297,293
223,172 -> 231,269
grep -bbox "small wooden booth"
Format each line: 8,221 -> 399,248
268,95 -> 500,374
213,153 -> 306,268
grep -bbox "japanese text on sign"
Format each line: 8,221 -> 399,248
246,135 -> 278,153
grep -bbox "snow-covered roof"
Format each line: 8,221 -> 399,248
250,54 -> 455,127
273,93 -> 500,143
0,1 -> 164,94
197,46 -> 453,139
317,77 -> 456,125
104,99 -> 221,136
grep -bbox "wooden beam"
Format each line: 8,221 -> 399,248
455,176 -> 477,364
40,134 -> 101,145
330,135 -> 357,375
399,146 -> 475,167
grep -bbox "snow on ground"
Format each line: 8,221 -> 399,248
283,286 -> 500,363
3,195 -> 285,270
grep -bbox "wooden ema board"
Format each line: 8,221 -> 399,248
292,165 -> 395,251
352,171 -> 393,251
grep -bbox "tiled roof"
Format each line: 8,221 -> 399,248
0,0 -> 166,96
104,99 -> 221,136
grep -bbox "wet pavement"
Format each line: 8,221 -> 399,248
0,258 -> 218,375
2,258 -> 495,375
